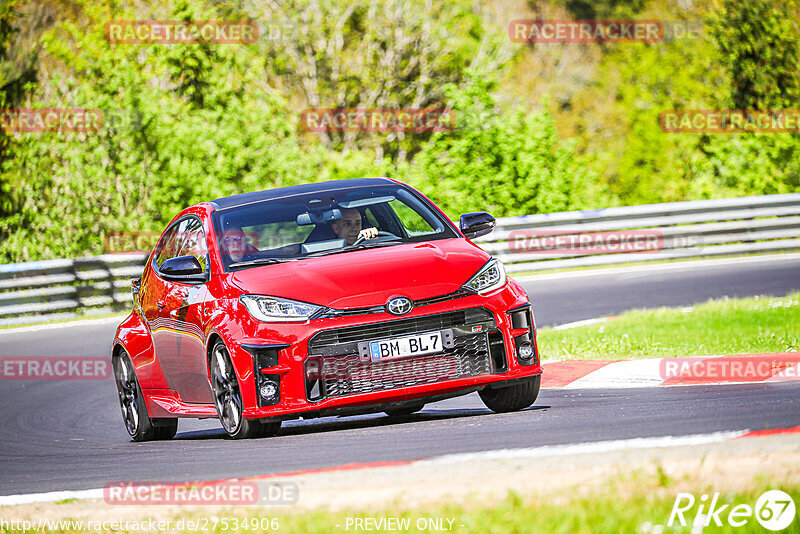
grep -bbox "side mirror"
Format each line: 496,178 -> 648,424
131,278 -> 141,309
459,212 -> 496,239
160,255 -> 205,282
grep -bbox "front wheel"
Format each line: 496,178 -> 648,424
113,350 -> 177,441
210,341 -> 280,439
479,375 -> 540,413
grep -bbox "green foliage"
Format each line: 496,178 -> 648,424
573,0 -> 800,205
709,0 -> 800,110
1,0 -> 799,262
563,0 -> 649,20
405,74 -> 598,218
250,0 -> 508,161
0,0 -> 318,261
688,133 -> 800,198
584,33 -> 726,204
0,0 -> 19,218
690,0 -> 800,199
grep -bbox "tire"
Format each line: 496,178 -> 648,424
210,341 -> 280,439
479,375 -> 540,413
113,350 -> 178,442
384,404 -> 425,417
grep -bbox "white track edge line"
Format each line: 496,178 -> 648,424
0,431 -> 749,506
550,317 -> 609,331
415,430 -> 749,465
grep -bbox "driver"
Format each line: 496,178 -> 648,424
331,208 -> 378,246
222,226 -> 248,263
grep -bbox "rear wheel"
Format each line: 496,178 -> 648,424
210,341 -> 280,439
384,404 -> 425,417
113,350 -> 177,441
479,375 -> 540,413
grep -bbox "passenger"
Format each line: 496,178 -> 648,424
331,208 -> 378,246
222,226 -> 248,262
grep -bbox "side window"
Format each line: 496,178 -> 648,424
389,199 -> 437,236
153,224 -> 180,269
176,218 -> 209,271
153,218 -> 209,272
363,208 -> 380,228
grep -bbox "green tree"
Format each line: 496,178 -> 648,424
243,0 -> 510,162
691,0 -> 800,198
1,0 -> 20,219
405,74 -> 599,218
166,0 -> 224,109
0,0 -> 315,261
709,0 -> 800,110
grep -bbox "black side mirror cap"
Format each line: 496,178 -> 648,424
459,212 -> 496,239
160,255 -> 205,282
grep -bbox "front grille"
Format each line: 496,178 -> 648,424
305,307 -> 497,401
310,308 -> 493,350
315,290 -> 472,320
310,333 -> 492,399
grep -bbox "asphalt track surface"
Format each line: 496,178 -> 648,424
1,255 -> 798,496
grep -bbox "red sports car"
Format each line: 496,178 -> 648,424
112,178 -> 542,440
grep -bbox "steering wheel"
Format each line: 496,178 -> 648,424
352,231 -> 399,246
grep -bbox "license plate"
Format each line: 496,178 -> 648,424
369,332 -> 443,362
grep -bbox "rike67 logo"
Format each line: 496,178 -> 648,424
652,490 -> 797,531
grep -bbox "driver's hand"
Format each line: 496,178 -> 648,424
358,227 -> 379,241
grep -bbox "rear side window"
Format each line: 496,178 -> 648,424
153,217 -> 209,273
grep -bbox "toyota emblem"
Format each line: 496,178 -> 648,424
386,296 -> 413,316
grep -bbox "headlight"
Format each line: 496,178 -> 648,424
462,259 -> 507,294
240,295 -> 323,322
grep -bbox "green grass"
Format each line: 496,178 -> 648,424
165,476 -> 799,534
537,292 -> 800,360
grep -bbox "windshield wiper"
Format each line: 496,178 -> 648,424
351,240 -> 403,250
303,240 -> 403,258
229,257 -> 297,269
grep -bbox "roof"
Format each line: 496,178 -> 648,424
209,178 -> 396,210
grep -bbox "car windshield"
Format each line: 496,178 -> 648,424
212,184 -> 457,270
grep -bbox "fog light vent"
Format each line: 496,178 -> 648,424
517,342 -> 534,361
259,380 -> 279,401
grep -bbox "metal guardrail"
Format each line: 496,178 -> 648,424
477,192 -> 800,272
0,254 -> 147,326
1,193 -> 799,326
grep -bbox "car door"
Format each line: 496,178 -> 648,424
145,217 -> 214,404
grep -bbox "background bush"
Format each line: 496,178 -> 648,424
0,0 -> 798,262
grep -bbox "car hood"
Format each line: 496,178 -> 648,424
227,238 -> 491,309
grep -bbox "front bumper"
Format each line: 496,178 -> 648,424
232,282 -> 542,419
